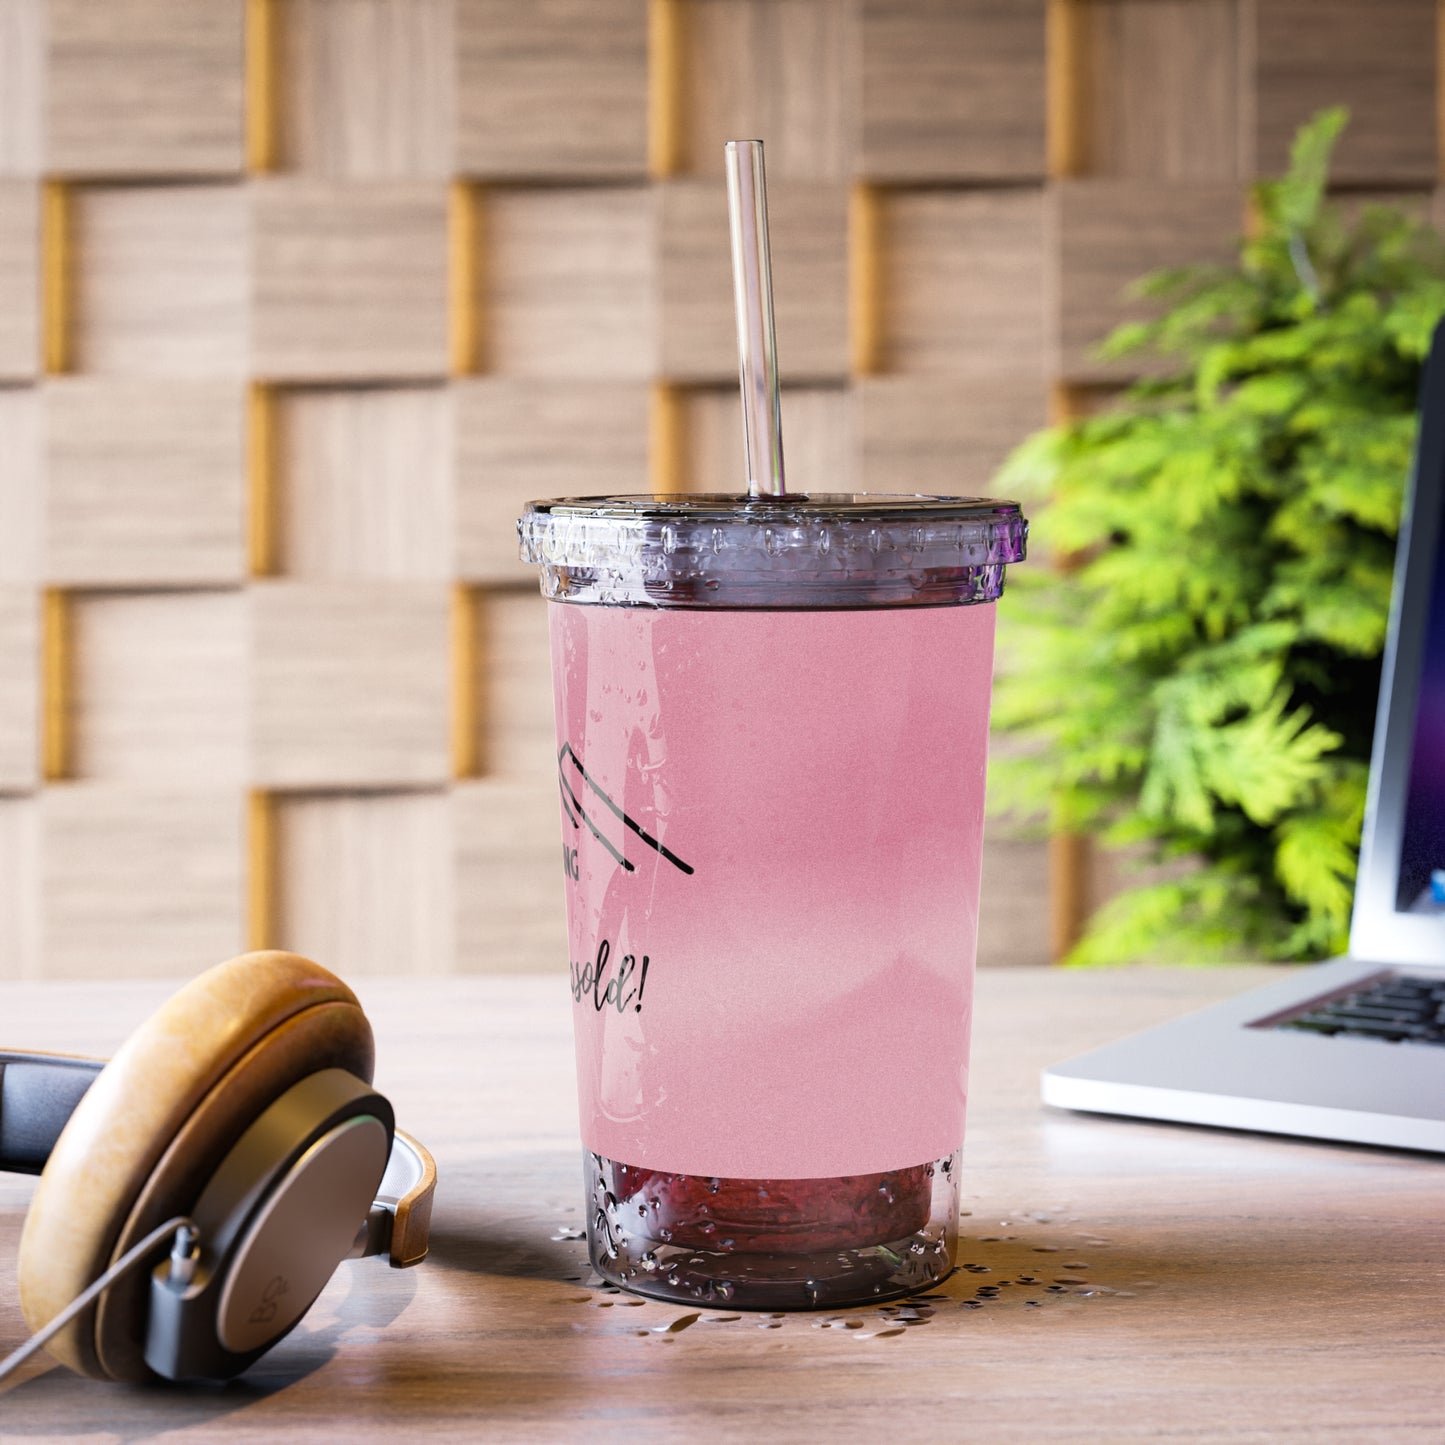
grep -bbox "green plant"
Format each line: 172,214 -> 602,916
992,110 -> 1445,964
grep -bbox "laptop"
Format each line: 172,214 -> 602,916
1041,320 -> 1445,1154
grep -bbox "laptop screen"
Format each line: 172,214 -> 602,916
1396,510 -> 1445,915
1352,317 -> 1445,962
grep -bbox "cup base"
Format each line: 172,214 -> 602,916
584,1150 -> 959,1310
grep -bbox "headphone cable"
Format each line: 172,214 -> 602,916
0,1215 -> 198,1387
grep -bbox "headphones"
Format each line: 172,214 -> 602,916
1,950 -> 435,1385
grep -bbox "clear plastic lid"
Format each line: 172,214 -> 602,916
518,493 -> 1027,609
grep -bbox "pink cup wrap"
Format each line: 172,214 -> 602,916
552,602 -> 996,1180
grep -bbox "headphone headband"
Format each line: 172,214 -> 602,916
0,1052 -> 103,1176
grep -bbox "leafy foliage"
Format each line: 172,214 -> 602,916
992,110 -> 1445,963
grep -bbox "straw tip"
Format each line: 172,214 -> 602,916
724,139 -> 765,150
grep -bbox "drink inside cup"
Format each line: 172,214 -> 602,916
600,1161 -> 935,1255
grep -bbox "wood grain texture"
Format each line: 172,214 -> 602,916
0,179 -> 38,378
454,0 -> 648,178
858,376 -> 1049,494
0,797 -> 38,973
0,384 -> 40,583
878,188 -> 1048,379
1249,0 -> 1437,184
681,384 -> 854,493
250,581 -> 451,789
1073,0 -> 1240,182
42,379 -> 247,586
44,0 -> 245,177
275,788 -> 455,974
36,785 -> 245,977
3,967 -> 1443,1435
276,384 -> 453,580
484,186 -> 656,379
277,0 -> 455,178
1050,180 -> 1240,381
677,0 -> 853,181
658,178 -> 847,382
69,183 -> 249,378
453,777 -> 568,972
476,589 -> 554,780
0,0 -> 42,176
859,0 -> 1048,180
0,585 -> 38,791
454,379 -> 650,584
977,834 -> 1052,967
251,179 -> 450,380
69,591 -> 247,785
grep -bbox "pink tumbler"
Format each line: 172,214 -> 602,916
519,491 -> 1027,1308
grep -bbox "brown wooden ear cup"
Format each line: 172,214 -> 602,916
17,951 -> 375,1382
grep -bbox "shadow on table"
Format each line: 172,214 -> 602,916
0,1255 -> 417,1437
425,1216 -> 589,1284
422,1150 -> 593,1283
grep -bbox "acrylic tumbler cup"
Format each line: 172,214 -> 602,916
519,492 -> 1027,1309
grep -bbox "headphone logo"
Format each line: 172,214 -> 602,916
247,1274 -> 290,1327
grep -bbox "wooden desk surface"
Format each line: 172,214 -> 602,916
1,966 -> 1442,1442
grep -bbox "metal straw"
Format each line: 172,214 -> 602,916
725,140 -> 786,497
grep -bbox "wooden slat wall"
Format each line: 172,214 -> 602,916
0,0 -> 1437,978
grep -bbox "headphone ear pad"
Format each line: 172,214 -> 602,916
17,951 -> 375,1383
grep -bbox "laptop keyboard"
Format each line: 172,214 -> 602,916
1280,973 -> 1445,1046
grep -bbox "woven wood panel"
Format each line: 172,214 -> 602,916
69,184 -> 250,377
70,591 -> 248,784
454,0 -> 649,178
1050,180 -> 1242,381
677,0 -> 852,181
454,380 -> 650,582
38,786 -> 245,977
251,179 -> 451,380
0,589 -> 38,790
859,0 -> 1048,180
0,0 -> 1438,978
681,385 -> 854,493
482,185 -> 656,378
1073,0 -> 1240,182
44,0 -> 245,177
658,178 -> 849,381
275,384 -> 454,580
277,0 -> 454,179
0,181 -> 39,378
43,379 -> 248,585
878,188 -> 1049,379
0,386 -> 41,582
276,789 -> 455,975
250,582 -> 452,788
1250,0 -> 1437,184
0,0 -> 43,177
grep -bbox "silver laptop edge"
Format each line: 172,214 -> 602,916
1041,319 -> 1445,1153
